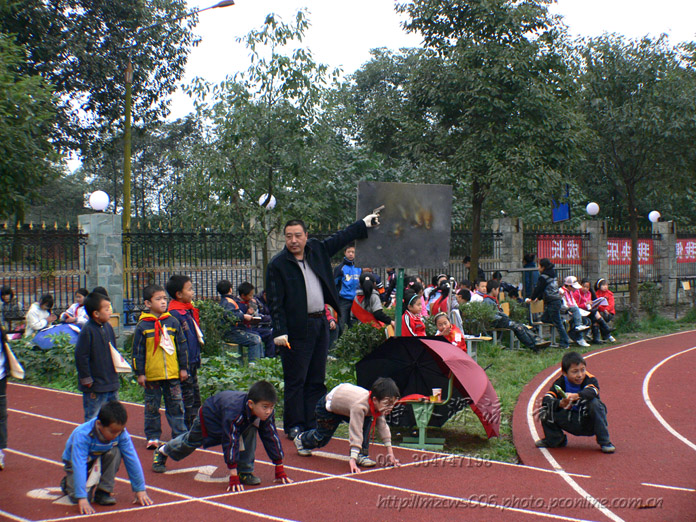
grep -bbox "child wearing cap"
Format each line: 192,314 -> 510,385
560,276 -> 590,348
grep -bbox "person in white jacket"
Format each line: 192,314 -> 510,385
24,294 -> 56,337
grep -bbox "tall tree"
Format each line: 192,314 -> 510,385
0,34 -> 59,221
0,0 -> 198,154
576,35 -> 696,311
395,0 -> 579,279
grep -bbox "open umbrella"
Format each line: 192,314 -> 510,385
32,324 -> 80,350
356,336 -> 500,438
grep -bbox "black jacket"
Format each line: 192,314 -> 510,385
75,319 -> 119,393
266,220 -> 368,340
530,265 -> 562,303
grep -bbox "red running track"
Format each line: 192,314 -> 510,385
1,331 -> 694,521
513,329 -> 696,522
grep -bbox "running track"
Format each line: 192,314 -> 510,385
0,331 -> 694,521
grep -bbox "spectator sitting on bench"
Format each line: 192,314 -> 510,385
483,280 -> 550,351
560,276 -> 590,348
235,282 -> 275,358
216,280 -> 265,363
594,279 -> 616,325
1,286 -> 23,332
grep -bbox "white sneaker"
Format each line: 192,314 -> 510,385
575,325 -> 590,332
606,335 -> 616,343
577,338 -> 590,347
0,449 -> 5,470
356,454 -> 376,467
294,435 -> 312,456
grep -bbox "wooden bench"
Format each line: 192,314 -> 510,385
223,342 -> 245,364
490,302 -> 521,350
528,300 -> 560,347
463,335 -> 492,362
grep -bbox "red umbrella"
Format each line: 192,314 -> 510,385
421,339 -> 501,438
356,336 -> 500,438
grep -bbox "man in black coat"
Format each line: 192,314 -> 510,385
266,213 -> 381,439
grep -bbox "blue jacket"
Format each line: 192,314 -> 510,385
334,258 -> 361,300
75,319 -> 119,393
62,418 -> 145,499
200,391 -> 284,469
220,295 -> 246,334
266,220 -> 368,340
169,307 -> 201,366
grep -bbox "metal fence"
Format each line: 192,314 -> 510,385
0,225 -> 88,319
676,232 -> 696,278
122,229 -> 257,325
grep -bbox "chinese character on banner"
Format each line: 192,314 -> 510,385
607,239 -> 653,265
537,236 -> 582,265
676,239 -> 696,263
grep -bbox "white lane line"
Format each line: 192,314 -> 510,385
525,330 -> 696,522
641,345 -> 696,452
338,474 -> 599,522
7,407 -> 331,477
641,482 -> 696,492
0,509 -> 32,522
4,448 -> 298,522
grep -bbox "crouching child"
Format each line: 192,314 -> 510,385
152,381 -> 292,491
60,400 -> 153,515
535,351 -> 615,453
293,377 -> 401,473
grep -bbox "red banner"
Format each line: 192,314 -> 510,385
676,239 -> 696,263
537,236 -> 583,265
607,239 -> 653,265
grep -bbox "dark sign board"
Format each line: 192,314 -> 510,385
355,181 -> 453,269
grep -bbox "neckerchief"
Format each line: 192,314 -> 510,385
367,391 -> 383,445
168,300 -> 199,325
139,312 -> 171,354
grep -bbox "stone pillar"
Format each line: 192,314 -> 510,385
491,217 -> 524,286
653,220 -> 677,305
78,213 -> 124,338
579,219 -> 608,285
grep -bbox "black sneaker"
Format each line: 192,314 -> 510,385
93,489 -> 117,506
239,472 -> 261,485
535,438 -> 567,448
152,447 -> 168,473
600,443 -> 616,454
534,340 -> 551,349
286,426 -> 302,440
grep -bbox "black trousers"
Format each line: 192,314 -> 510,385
281,317 -> 330,431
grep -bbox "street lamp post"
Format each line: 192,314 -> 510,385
121,0 -> 235,233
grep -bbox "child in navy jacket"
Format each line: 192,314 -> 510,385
153,381 -> 291,491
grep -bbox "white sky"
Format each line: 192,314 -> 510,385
167,0 -> 696,120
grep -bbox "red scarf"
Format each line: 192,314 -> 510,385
367,391 -> 384,444
168,299 -> 200,325
139,312 -> 171,355
351,296 -> 385,328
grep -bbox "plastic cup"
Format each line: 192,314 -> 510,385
432,388 -> 442,401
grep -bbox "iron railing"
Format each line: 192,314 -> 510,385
0,225 -> 88,319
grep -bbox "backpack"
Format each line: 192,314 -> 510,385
541,274 -> 562,303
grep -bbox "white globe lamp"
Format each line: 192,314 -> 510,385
648,211 -> 661,223
586,202 -> 599,216
258,193 -> 277,210
89,191 -> 110,212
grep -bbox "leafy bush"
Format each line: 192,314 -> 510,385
198,353 -> 284,398
639,281 -> 662,318
332,322 -> 389,364
11,334 -> 76,384
196,299 -> 240,356
502,298 -> 528,323
458,301 -> 496,335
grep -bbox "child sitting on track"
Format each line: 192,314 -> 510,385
293,377 -> 401,473
152,381 -> 292,491
60,400 -> 153,514
535,351 -> 615,453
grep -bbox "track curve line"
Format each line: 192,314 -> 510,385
642,345 -> 696,452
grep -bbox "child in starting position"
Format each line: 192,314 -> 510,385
153,381 -> 292,491
293,377 -> 401,473
401,289 -> 426,336
535,351 -> 615,453
75,292 -> 119,421
60,400 -> 153,514
132,284 -> 189,449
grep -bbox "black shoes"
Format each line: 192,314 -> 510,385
286,426 -> 302,440
152,447 -> 168,473
535,437 -> 568,448
93,489 -> 117,506
239,473 -> 261,485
